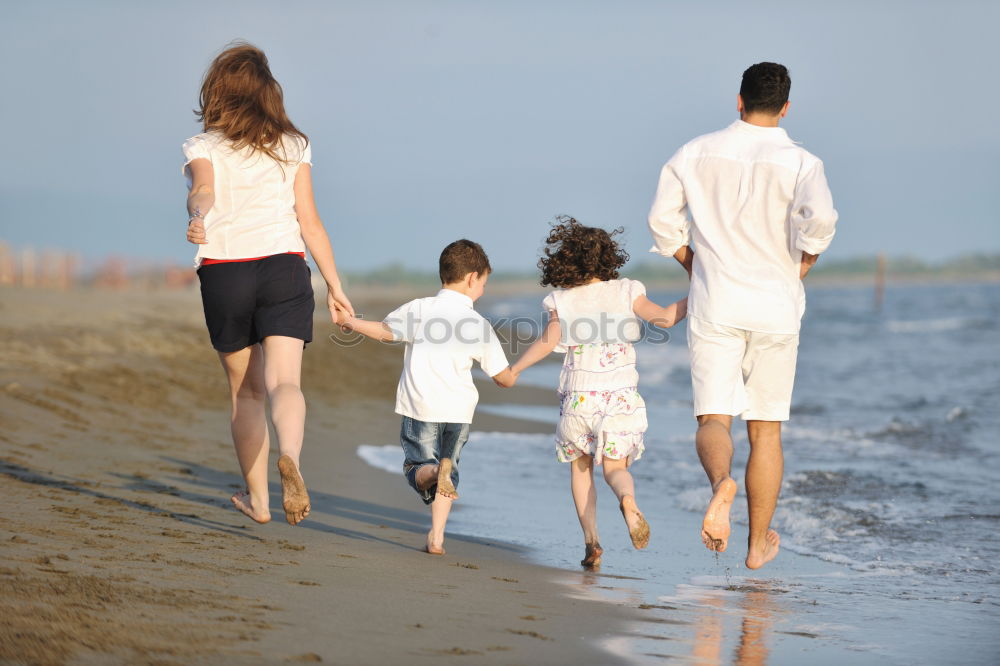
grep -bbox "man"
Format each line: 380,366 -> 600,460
648,62 -> 837,569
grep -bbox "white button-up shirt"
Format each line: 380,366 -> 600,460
182,131 -> 311,267
385,289 -> 509,424
648,120 -> 838,334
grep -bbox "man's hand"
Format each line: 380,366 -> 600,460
800,252 -> 819,279
187,218 -> 207,245
674,245 -> 694,279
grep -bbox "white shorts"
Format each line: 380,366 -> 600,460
687,316 -> 799,422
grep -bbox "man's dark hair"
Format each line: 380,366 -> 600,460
439,239 -> 491,284
740,62 -> 791,115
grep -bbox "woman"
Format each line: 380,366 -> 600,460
183,43 -> 352,526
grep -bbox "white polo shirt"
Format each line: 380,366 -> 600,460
182,131 -> 311,267
385,289 -> 509,424
648,120 -> 838,334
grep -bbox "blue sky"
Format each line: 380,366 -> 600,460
1,0 -> 997,271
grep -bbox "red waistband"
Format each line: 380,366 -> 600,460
201,252 -> 305,266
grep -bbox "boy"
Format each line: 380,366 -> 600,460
648,62 -> 837,569
335,239 -> 515,555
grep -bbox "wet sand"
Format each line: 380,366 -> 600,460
0,286 -> 637,665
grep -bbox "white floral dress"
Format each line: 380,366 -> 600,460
542,279 -> 649,464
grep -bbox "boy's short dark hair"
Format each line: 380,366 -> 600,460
740,62 -> 791,115
439,239 -> 492,284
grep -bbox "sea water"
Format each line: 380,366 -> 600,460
359,282 -> 1000,664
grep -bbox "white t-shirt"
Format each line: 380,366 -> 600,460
648,120 -> 838,334
182,131 -> 311,267
542,279 -> 647,353
385,289 -> 509,424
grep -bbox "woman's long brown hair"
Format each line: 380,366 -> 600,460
195,42 -> 308,164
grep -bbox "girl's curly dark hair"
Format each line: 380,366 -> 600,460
538,216 -> 630,288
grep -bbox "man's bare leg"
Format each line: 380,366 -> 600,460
570,456 -> 602,567
602,458 -> 650,549
697,414 -> 737,552
219,345 -> 271,524
745,420 -> 783,569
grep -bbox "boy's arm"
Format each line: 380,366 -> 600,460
633,295 -> 688,329
334,309 -> 398,343
510,313 -> 561,375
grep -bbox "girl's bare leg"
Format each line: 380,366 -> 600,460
262,335 -> 310,525
603,458 -> 649,549
219,344 -> 271,523
570,456 -> 602,566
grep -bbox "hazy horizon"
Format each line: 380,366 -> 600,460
1,1 -> 997,272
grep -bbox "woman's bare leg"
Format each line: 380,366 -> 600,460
603,458 -> 649,549
218,344 -> 271,523
262,335 -> 310,525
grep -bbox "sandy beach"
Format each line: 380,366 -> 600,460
4,283 -> 999,665
0,286 -> 640,665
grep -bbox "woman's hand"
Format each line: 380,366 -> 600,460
327,285 -> 355,320
187,218 -> 207,245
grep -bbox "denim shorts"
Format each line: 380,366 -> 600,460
400,416 -> 470,505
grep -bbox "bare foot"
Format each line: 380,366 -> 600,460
230,490 -> 271,524
425,533 -> 445,556
702,478 -> 737,552
620,495 -> 650,549
436,458 -> 458,499
745,529 -> 781,570
581,542 -> 603,569
277,455 -> 310,526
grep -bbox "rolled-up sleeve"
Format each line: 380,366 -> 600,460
181,136 -> 212,175
791,161 -> 838,255
648,148 -> 691,258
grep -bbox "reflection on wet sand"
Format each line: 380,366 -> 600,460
690,582 -> 780,665
562,571 -> 783,664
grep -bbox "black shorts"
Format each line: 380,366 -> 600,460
197,253 -> 315,353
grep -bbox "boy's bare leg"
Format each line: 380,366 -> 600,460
602,458 -> 650,549
262,336 -> 310,525
745,420 -> 783,569
436,458 -> 458,499
570,456 -> 602,567
426,495 -> 452,555
414,463 -> 440,491
219,345 -> 271,524
697,414 -> 737,552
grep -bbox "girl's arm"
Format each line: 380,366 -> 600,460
293,163 -> 355,318
510,313 -> 562,376
185,159 -> 213,245
633,295 -> 688,329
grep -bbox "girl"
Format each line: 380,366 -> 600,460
509,217 -> 686,568
183,43 -> 353,526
